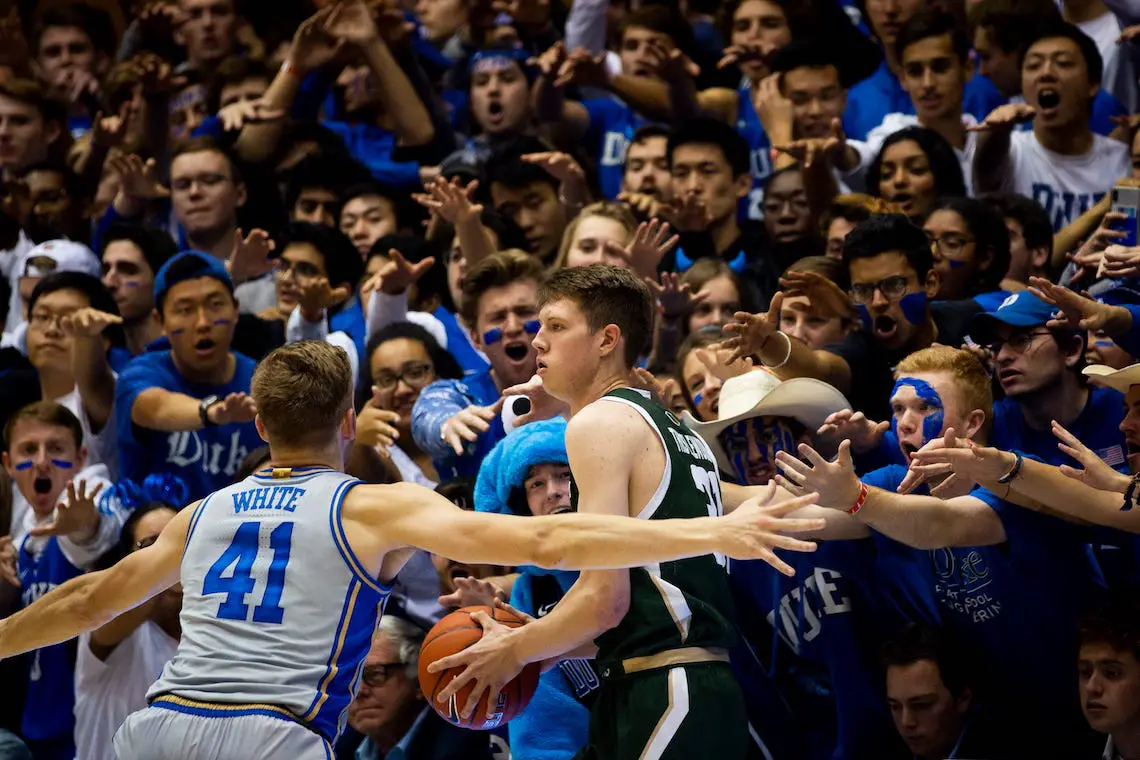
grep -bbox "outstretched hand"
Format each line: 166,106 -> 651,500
722,483 -> 824,576
1053,421 -> 1132,493
775,440 -> 862,511
29,480 -> 104,541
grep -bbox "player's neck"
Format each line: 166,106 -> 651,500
266,441 -> 344,472
567,367 -> 632,417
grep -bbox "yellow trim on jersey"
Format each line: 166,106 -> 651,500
302,580 -> 361,722
151,695 -> 299,721
619,646 -> 729,676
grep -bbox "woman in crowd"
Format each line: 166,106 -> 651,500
551,201 -> 638,270
922,197 -> 1013,309
867,127 -> 966,220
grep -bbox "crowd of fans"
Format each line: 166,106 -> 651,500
4,0 -> 1140,758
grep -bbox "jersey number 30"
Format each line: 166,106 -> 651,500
203,521 -> 294,624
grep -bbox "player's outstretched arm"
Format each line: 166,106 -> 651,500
357,404 -> 824,572
0,503 -> 191,658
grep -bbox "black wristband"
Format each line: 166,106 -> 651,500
1122,473 -> 1140,512
199,395 -> 219,428
997,452 -> 1023,485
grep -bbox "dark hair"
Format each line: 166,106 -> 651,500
283,155 -> 361,216
485,138 -> 561,192
867,127 -> 967,208
436,477 -> 477,511
171,136 -> 244,185
0,78 -> 67,131
28,271 -> 125,348
967,0 -> 1062,53
540,264 -> 653,368
895,10 -> 971,65
1022,20 -> 1103,86
843,214 -> 934,279
278,222 -> 365,292
118,500 -> 178,557
630,123 -> 672,146
20,161 -> 83,202
771,39 -> 844,87
4,401 -> 84,451
882,624 -> 971,699
1079,595 -> 1140,663
35,3 -> 116,58
926,197 -> 1011,294
357,322 -> 464,410
100,222 -> 179,277
341,179 -> 403,228
982,192 -> 1054,258
235,445 -> 272,482
157,253 -> 235,313
619,6 -> 695,56
668,117 -> 750,178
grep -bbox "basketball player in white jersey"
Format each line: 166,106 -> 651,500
0,341 -> 822,760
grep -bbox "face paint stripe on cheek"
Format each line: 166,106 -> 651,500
899,292 -> 927,325
13,461 -> 32,471
891,377 -> 945,445
50,459 -> 73,469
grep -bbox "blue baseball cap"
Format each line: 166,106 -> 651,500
969,291 -> 1058,344
153,251 -> 234,310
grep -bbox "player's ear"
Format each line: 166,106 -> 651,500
254,415 -> 270,444
598,323 -> 622,357
341,408 -> 356,442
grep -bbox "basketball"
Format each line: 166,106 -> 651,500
418,605 -> 541,730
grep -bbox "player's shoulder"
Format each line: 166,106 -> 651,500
341,480 -> 432,519
567,396 -> 654,447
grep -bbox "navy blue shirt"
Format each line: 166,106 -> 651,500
991,386 -> 1127,471
114,351 -> 264,502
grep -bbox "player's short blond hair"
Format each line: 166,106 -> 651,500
895,346 -> 993,439
251,341 -> 353,448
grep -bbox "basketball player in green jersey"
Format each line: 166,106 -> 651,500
430,264 -> 817,760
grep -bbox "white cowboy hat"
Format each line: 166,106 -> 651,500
1083,363 -> 1140,395
682,369 -> 850,474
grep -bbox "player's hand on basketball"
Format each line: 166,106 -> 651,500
0,535 -> 19,587
437,576 -> 507,608
1053,421 -> 1132,494
493,598 -> 534,624
815,410 -> 888,455
722,482 -> 823,576
428,610 -> 523,720
30,480 -> 105,542
775,440 -> 862,511
501,376 -> 570,426
441,399 -> 506,455
59,308 -> 124,339
207,393 -> 258,426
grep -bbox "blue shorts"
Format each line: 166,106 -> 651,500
113,699 -> 333,760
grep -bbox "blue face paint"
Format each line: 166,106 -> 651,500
50,459 -> 73,469
693,391 -> 704,408
1095,340 -> 1116,349
891,377 -> 945,447
899,292 -> 928,325
13,461 -> 32,471
856,303 -> 873,332
483,320 -> 541,346
718,416 -> 797,485
170,328 -> 186,335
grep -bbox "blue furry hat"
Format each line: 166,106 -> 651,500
475,418 -> 568,517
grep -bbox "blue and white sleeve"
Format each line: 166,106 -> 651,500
411,380 -> 471,461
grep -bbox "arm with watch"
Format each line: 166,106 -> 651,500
130,388 -> 257,433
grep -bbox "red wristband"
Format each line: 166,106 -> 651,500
846,482 -> 869,515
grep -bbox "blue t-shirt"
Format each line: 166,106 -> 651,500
843,61 -> 1006,141
114,351 -> 264,502
861,465 -> 1103,739
581,98 -> 646,200
19,536 -> 84,746
729,541 -> 903,760
433,305 -> 491,376
322,121 -> 422,189
733,82 -> 774,222
991,387 -> 1127,471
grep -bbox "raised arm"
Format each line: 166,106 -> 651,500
62,309 -> 121,433
970,103 -> 1034,194
0,503 -> 191,658
130,387 -> 257,432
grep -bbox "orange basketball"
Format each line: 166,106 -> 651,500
418,605 -> 541,730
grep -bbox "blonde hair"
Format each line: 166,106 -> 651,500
251,341 -> 353,448
552,202 -> 637,271
895,346 -> 993,439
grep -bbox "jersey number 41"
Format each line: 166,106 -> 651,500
203,521 -> 294,624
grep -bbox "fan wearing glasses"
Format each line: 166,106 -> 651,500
340,614 -> 495,760
971,291 -> 1129,470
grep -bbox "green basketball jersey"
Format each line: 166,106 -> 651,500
579,387 -> 737,663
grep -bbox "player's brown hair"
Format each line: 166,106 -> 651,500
461,248 -> 546,325
540,263 -> 653,368
4,401 -> 84,452
895,346 -> 993,440
251,341 -> 353,448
